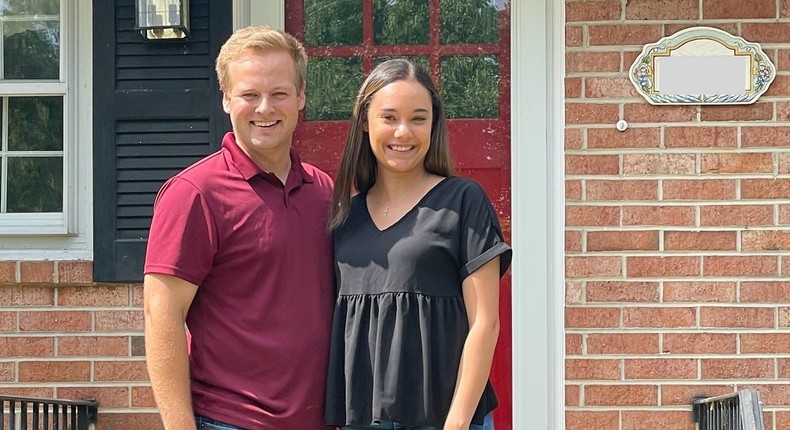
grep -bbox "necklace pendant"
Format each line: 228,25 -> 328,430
384,206 -> 390,216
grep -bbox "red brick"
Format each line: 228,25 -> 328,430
626,256 -> 700,277
566,51 -> 621,73
0,336 -> 54,357
623,307 -> 696,328
565,384 -> 581,406
566,230 -> 582,253
701,153 -> 773,174
565,307 -> 621,328
132,385 -> 157,408
56,386 -> 129,408
621,410 -> 697,430
19,261 -> 54,283
565,77 -> 582,99
700,103 -> 774,121
704,256 -> 778,277
785,0 -> 790,17
58,284 -> 129,306
0,285 -> 53,306
566,154 -> 620,175
566,180 -> 582,200
626,0 -> 698,19
665,23 -> 740,36
664,126 -> 737,148
742,23 -> 790,43
132,284 -> 144,307
19,311 -> 91,332
567,334 -> 583,355
0,387 -> 54,398
566,103 -> 621,125
702,0 -> 776,18
587,333 -> 659,354
566,281 -> 582,304
663,333 -> 737,354
57,261 -> 93,284
18,361 -> 90,382
57,336 -> 129,357
588,127 -> 660,149
661,385 -> 736,406
741,281 -> 790,302
588,25 -> 663,46
782,205 -> 790,224
742,126 -> 790,147
702,358 -> 774,379
622,153 -> 695,175
566,205 -> 620,226
779,101 -> 790,121
623,51 -> 640,70
586,281 -> 660,302
748,384 -> 790,405
784,256 -> 790,276
779,411 -> 790,430
779,153 -> 790,174
566,256 -> 622,278
776,358 -> 790,377
586,77 -> 639,98
94,310 -> 145,332
743,231 -> 790,251
566,1 -> 622,21
663,281 -> 737,302
565,128 -> 583,150
740,333 -> 790,354
624,358 -> 697,379
95,360 -> 150,381
585,385 -> 658,406
587,230 -> 658,251
97,413 -> 163,429
779,306 -> 790,327
566,411 -> 618,430
624,104 -> 698,124
765,74 -> 790,97
663,179 -> 736,200
779,49 -> 790,70
0,312 -> 15,331
742,179 -> 790,199
664,231 -> 736,251
622,206 -> 696,226
700,205 -> 773,226
0,362 -> 14,382
586,180 -> 658,201
0,262 -> 15,282
700,307 -> 775,328
566,25 -> 584,47
566,358 -> 621,380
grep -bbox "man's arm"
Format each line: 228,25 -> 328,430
144,273 -> 199,430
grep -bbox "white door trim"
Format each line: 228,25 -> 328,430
511,0 -> 565,428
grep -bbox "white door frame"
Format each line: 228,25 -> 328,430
234,1 -> 566,428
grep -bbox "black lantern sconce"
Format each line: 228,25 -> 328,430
135,0 -> 190,40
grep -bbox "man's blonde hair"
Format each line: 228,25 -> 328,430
215,25 -> 307,93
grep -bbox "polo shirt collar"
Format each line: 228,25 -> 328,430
221,132 -> 314,185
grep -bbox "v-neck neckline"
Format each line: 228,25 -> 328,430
365,177 -> 450,232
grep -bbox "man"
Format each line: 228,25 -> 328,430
143,26 -> 334,430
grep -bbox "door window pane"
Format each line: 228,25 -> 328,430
374,0 -> 429,45
441,55 -> 499,118
8,96 -> 63,151
306,57 -> 363,120
440,0 -> 499,44
7,157 -> 63,213
305,0 -> 362,46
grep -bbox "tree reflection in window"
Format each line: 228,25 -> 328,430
3,23 -> 60,80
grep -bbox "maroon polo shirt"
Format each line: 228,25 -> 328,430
144,132 -> 335,429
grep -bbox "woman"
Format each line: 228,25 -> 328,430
325,59 -> 512,430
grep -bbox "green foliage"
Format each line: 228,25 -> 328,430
441,55 -> 499,118
374,0 -> 429,45
306,57 -> 364,120
440,0 -> 499,44
305,0 -> 362,46
7,157 -> 63,213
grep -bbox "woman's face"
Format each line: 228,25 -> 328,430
365,79 -> 433,175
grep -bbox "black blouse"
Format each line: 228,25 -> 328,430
325,176 -> 513,427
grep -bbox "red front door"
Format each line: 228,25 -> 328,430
285,1 -> 512,427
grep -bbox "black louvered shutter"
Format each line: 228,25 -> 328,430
93,0 -> 232,282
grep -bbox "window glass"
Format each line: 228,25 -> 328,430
306,57 -> 363,120
8,97 -> 63,151
2,7 -> 60,79
304,0 -> 362,46
7,157 -> 63,212
374,0 -> 429,45
1,0 -> 59,15
440,0 -> 499,44
441,55 -> 499,118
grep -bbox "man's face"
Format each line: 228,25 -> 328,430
222,50 -> 305,167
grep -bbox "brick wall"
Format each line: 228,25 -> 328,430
0,261 -> 161,428
565,0 -> 790,429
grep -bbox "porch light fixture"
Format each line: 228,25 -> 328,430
135,0 -> 190,40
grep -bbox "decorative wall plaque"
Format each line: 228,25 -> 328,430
629,27 -> 776,105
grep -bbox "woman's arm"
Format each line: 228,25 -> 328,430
444,256 -> 501,430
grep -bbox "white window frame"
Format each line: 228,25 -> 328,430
0,0 -> 92,259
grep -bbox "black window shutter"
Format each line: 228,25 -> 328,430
93,0 -> 232,282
